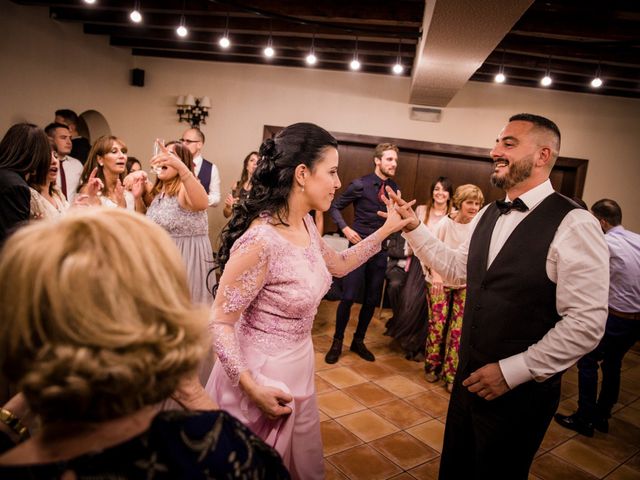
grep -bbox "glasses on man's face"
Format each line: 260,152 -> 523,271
180,138 -> 200,144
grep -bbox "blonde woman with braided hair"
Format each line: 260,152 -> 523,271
0,209 -> 289,478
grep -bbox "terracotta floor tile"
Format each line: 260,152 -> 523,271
335,409 -> 400,442
619,389 -> 640,406
531,453 -> 599,480
575,429 -> 639,462
319,410 -> 331,422
609,418 -> 640,448
388,473 -> 415,480
552,439 -> 619,477
626,452 -> 640,474
374,375 -> 426,397
561,380 -> 579,399
317,390 -> 367,418
621,379 -> 640,396
316,375 -> 337,394
324,459 -> 348,479
349,361 -> 395,381
343,381 -> 398,407
556,397 -> 579,416
378,356 -> 424,375
370,431 -> 439,470
316,351 -> 333,371
605,465 -> 640,480
407,458 -> 440,479
406,391 -> 450,417
317,366 -> 368,389
373,399 -> 432,429
406,419 -> 446,453
321,420 -> 363,456
616,406 -> 640,429
313,334 -> 335,352
540,420 -> 577,451
328,444 -> 403,480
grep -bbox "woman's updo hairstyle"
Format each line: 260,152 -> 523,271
215,122 -> 337,277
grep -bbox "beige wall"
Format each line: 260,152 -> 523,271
3,1 -> 640,234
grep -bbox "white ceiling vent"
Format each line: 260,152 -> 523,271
410,106 -> 442,122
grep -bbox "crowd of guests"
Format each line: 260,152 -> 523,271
0,111 -> 637,479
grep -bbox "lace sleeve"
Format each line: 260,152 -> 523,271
320,231 -> 382,277
210,227 -> 270,385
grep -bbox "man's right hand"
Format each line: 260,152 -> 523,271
342,226 -> 363,244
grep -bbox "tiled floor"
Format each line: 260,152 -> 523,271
313,300 -> 640,480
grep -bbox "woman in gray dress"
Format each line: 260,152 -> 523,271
145,141 -> 214,306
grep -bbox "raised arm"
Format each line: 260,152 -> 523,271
321,193 -> 413,277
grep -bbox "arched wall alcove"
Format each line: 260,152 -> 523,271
78,110 -> 110,142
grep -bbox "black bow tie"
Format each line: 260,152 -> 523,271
496,198 -> 529,215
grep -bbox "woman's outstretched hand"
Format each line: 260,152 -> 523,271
377,188 -> 418,235
378,187 -> 421,232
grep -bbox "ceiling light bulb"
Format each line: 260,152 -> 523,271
495,72 -> 506,83
591,77 -> 603,88
129,9 -> 142,23
306,53 -> 317,65
392,63 -> 404,75
176,25 -> 188,37
541,75 -> 552,87
350,59 -> 361,71
264,46 -> 275,58
84,0 -> 96,3
219,36 -> 230,48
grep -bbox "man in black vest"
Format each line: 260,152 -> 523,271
389,114 -> 609,478
181,128 -> 221,207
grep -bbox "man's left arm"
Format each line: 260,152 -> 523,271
466,211 -> 609,399
208,163 -> 221,207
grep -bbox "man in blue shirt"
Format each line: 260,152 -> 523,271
325,143 -> 399,364
555,199 -> 640,436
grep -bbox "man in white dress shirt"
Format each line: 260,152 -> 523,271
389,113 -> 609,478
45,122 -> 83,203
180,128 -> 220,207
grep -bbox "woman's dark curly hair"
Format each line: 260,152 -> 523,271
214,122 -> 337,279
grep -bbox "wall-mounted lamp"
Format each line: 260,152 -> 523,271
176,95 -> 211,127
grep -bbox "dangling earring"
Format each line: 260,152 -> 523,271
301,184 -> 305,192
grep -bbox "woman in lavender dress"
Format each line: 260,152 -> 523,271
145,141 -> 214,306
202,123 -> 411,479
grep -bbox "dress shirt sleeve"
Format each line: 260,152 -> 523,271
402,212 -> 478,285
328,179 -> 364,231
499,210 -> 609,389
320,230 -> 382,277
209,227 -> 269,385
208,163 -> 221,207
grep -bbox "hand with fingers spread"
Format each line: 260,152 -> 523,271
384,187 -> 421,231
462,362 -> 510,401
150,141 -> 191,178
378,189 -> 416,237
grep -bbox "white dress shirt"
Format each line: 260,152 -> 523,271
56,155 -> 83,203
403,179 -> 609,390
605,225 -> 640,313
193,154 -> 221,207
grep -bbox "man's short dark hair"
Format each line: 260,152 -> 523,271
45,122 -> 70,137
55,109 -> 79,126
509,113 -> 561,150
591,199 -> 622,226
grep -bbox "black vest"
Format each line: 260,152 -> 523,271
197,158 -> 213,193
459,193 -> 577,378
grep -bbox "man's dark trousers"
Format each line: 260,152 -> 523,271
334,248 -> 387,341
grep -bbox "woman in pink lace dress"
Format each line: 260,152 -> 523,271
203,123 -> 411,479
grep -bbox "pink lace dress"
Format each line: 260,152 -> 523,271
204,213 -> 382,480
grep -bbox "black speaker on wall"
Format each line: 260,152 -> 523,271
131,68 -> 145,87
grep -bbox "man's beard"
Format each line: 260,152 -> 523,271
490,154 -> 533,190
380,166 -> 396,178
